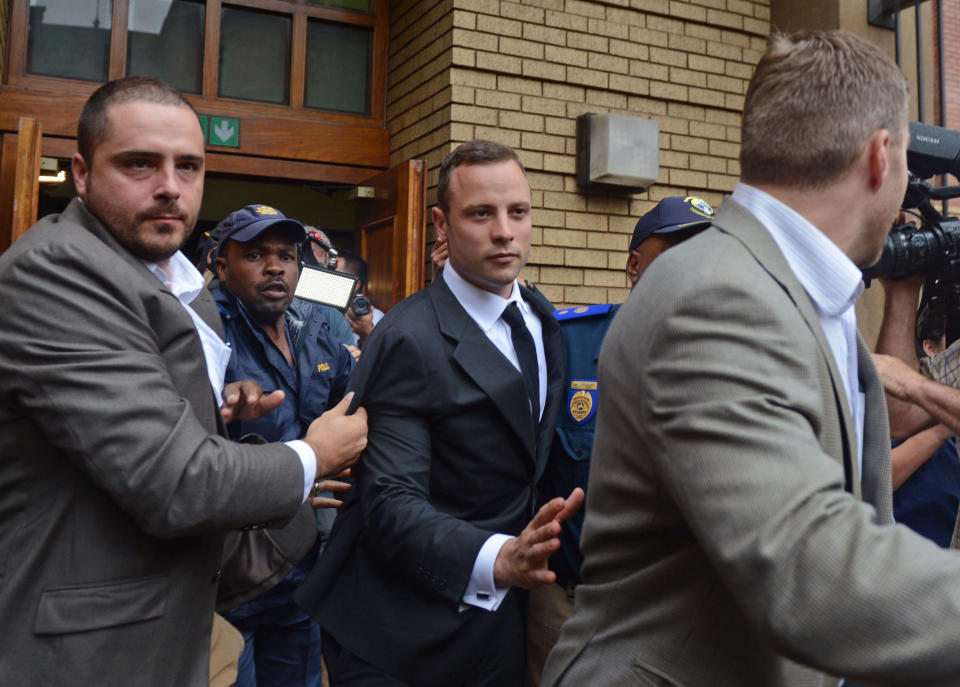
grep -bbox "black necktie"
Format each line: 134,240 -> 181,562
502,301 -> 540,423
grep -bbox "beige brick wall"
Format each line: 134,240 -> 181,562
387,0 -> 771,305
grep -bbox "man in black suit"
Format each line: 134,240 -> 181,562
297,140 -> 583,687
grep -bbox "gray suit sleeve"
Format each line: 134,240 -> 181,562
0,240 -> 303,538
628,274 -> 960,684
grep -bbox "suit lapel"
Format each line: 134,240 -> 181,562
65,199 -> 225,434
523,287 -> 565,480
190,287 -> 226,339
713,199 -> 861,496
858,335 -> 892,517
429,277 -> 538,462
185,290 -> 229,436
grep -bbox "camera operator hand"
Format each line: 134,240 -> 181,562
875,274 -> 932,438
346,305 -> 374,347
877,273 -> 924,365
873,352 -> 960,436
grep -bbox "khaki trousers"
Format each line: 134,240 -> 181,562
210,612 -> 244,687
525,582 -> 575,687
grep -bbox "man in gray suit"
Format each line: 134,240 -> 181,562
544,31 -> 960,687
0,76 -> 366,686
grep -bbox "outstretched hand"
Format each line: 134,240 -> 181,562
493,487 -> 585,590
220,380 -> 285,423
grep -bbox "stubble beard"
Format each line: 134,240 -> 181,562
85,177 -> 194,263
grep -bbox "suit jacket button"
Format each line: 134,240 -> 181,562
211,569 -> 222,584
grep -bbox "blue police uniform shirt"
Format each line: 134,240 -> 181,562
296,297 -> 357,348
541,303 -> 619,585
213,285 -> 354,444
212,283 -> 355,617
893,437 -> 960,548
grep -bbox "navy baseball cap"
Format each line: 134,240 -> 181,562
629,196 -> 715,251
216,204 -> 305,250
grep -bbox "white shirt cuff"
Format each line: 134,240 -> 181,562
462,533 -> 512,611
285,439 -> 318,503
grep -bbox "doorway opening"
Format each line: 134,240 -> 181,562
37,161 -> 359,269
34,157 -> 427,312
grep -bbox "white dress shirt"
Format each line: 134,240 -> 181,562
145,251 -> 317,503
732,183 -> 865,476
442,263 -> 548,611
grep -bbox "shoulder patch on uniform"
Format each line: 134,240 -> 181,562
554,303 -> 612,321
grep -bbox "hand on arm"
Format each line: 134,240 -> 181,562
891,424 -> 955,489
302,391 -> 368,478
220,379 -> 285,423
492,487 -> 584,589
873,353 -> 960,436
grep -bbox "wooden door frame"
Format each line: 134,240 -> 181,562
0,117 -> 42,252
356,159 -> 427,310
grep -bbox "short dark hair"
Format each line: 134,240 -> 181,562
436,139 -> 525,213
740,30 -> 908,190
917,300 -> 948,351
337,249 -> 368,290
77,76 -> 197,167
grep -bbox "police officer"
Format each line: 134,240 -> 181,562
527,195 -> 716,686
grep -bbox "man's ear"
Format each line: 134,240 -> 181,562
72,152 -> 89,200
867,128 -> 891,192
215,254 -> 227,281
432,206 -> 448,241
625,250 -> 642,287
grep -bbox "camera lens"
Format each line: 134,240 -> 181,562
862,220 -> 960,282
352,295 -> 372,316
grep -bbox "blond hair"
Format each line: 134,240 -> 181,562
740,30 -> 908,190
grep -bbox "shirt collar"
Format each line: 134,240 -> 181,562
731,182 -> 863,317
442,262 -> 528,333
143,250 -> 205,306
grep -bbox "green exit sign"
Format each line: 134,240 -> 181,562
199,115 -> 241,148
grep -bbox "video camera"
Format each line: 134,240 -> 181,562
862,122 -> 960,283
862,122 -> 960,344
